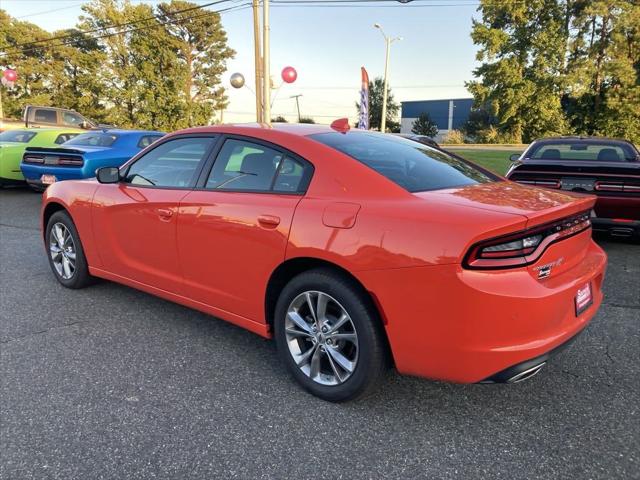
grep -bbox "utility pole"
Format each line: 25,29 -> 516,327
290,94 -> 302,122
252,0 -> 263,123
262,0 -> 271,126
374,23 -> 402,133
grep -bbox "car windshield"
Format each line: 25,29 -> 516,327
0,130 -> 37,143
310,131 -> 496,192
528,141 -> 637,162
65,132 -> 118,147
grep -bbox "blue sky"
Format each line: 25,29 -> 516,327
2,0 -> 482,123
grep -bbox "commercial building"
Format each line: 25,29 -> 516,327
400,98 -> 473,141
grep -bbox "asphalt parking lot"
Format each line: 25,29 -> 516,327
1,188 -> 638,480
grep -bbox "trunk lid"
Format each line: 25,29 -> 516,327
23,147 -> 86,167
417,180 -> 595,229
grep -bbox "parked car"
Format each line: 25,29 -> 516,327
41,123 -> 606,401
506,136 -> 640,240
21,129 -> 164,191
0,105 -> 106,132
0,128 -> 83,186
395,133 -> 439,148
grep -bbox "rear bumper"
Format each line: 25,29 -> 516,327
20,163 -> 89,182
592,217 -> 640,239
357,235 -> 607,383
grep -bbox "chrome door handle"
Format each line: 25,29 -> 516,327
258,215 -> 280,227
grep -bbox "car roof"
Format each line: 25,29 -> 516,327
176,123 -> 345,138
533,136 -> 636,146
82,129 -> 164,136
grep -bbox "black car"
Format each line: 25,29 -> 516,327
506,137 -> 640,240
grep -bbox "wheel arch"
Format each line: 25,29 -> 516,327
264,257 -> 393,362
42,201 -> 68,238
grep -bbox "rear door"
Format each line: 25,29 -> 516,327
91,135 -> 218,293
177,136 -> 314,322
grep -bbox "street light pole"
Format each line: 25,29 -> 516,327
262,0 -> 271,126
374,23 -> 401,133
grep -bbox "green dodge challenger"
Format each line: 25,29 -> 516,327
0,128 -> 83,185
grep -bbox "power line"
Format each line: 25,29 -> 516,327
0,3 -> 251,57
1,0 -> 236,51
14,2 -> 85,19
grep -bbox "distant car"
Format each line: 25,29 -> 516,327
20,129 -> 164,190
506,137 -> 640,240
395,133 -> 439,148
40,124 -> 606,401
0,128 -> 83,186
0,105 -> 108,133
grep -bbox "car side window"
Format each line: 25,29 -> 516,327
137,135 -> 163,149
273,156 -> 311,192
55,133 -> 80,144
206,139 -> 283,191
34,109 -> 57,124
62,112 -> 84,127
124,137 -> 215,188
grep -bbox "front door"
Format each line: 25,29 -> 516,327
177,137 -> 314,322
92,135 -> 218,293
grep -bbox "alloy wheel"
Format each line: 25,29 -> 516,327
49,222 -> 76,280
285,291 -> 359,386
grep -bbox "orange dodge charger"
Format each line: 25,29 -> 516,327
41,123 -> 607,402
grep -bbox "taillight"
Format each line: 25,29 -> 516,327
595,181 -> 640,193
465,211 -> 591,269
513,178 -> 560,189
23,154 -> 45,164
58,156 -> 84,166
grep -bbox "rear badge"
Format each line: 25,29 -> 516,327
534,257 -> 564,279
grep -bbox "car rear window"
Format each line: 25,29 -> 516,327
529,141 -> 637,162
0,130 -> 37,143
310,131 -> 495,192
65,132 -> 118,147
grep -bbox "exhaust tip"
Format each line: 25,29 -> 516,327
506,362 -> 546,383
610,227 -> 634,238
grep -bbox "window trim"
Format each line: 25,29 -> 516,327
118,133 -> 222,190
195,133 -> 315,195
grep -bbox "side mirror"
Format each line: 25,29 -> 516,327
509,153 -> 521,162
96,166 -> 120,184
80,121 -> 90,129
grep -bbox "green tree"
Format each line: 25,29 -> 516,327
272,115 -> 288,123
299,116 -> 315,124
355,77 -> 400,132
564,1 -> 640,142
0,10 -> 58,117
467,0 -> 570,143
79,0 -> 186,130
158,0 -> 235,127
411,112 -> 438,137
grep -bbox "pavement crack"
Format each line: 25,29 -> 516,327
0,222 -> 40,232
602,302 -> 640,310
0,320 -> 87,345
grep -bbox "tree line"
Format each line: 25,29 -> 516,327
467,0 -> 639,144
0,0 -> 234,131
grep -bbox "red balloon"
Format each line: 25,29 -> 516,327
3,69 -> 17,82
281,66 -> 297,84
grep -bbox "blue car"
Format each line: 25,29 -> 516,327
20,129 -> 164,190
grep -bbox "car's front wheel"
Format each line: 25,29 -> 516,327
274,269 -> 388,402
45,210 -> 93,289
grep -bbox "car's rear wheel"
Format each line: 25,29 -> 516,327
45,211 -> 93,289
274,269 -> 388,402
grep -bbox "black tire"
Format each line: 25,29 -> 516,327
274,268 -> 388,402
45,210 -> 93,289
